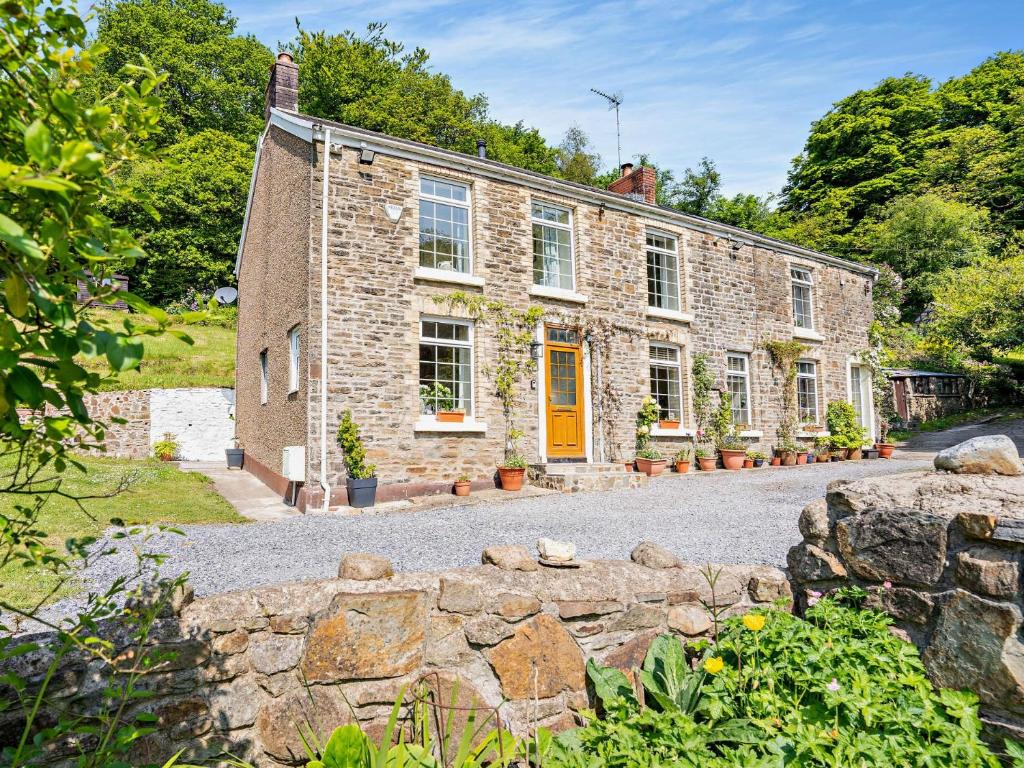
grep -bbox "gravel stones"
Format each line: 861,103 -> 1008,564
935,435 -> 1022,476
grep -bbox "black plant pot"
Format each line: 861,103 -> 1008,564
225,448 -> 244,469
347,477 -> 378,508
830,456 -> 841,462
863,448 -> 879,459
753,459 -> 764,467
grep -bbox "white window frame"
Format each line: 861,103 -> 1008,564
259,349 -> 268,405
646,230 -> 681,312
530,200 -> 576,291
791,267 -> 815,330
847,360 -> 875,438
649,343 -> 683,423
796,359 -> 819,422
726,352 -> 752,426
418,175 -> 472,274
287,326 -> 300,393
418,316 -> 475,418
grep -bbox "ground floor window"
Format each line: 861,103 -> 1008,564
419,318 -> 473,415
649,344 -> 682,422
726,353 -> 751,426
849,364 -> 872,428
797,360 -> 818,422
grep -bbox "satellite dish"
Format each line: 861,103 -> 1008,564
214,286 -> 238,305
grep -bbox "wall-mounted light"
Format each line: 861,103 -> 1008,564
530,341 -> 543,360
384,204 -> 403,222
358,147 -> 375,165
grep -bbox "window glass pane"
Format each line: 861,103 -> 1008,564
533,222 -> 573,289
419,320 -> 472,415
797,361 -> 817,421
649,345 -> 678,363
726,353 -> 750,424
647,248 -> 680,311
419,182 -> 470,273
650,362 -> 682,421
532,202 -> 569,225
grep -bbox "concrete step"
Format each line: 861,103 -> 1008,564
528,463 -> 647,493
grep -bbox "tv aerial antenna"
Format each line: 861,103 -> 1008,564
591,87 -> 623,169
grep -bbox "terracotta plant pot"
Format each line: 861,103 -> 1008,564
816,454 -> 830,463
158,454 -> 174,462
742,458 -> 754,469
698,456 -> 717,471
719,448 -> 745,470
876,443 -> 895,459
453,480 -> 471,497
778,451 -> 797,466
675,460 -> 691,474
636,458 -> 667,477
848,447 -> 863,461
796,452 -> 808,465
498,466 -> 525,491
659,419 -> 681,430
436,411 -> 465,423
623,459 -> 635,472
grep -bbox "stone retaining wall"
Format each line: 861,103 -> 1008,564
788,466 -> 1024,737
4,556 -> 788,766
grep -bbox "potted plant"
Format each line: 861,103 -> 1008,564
338,410 -> 377,508
453,473 -> 472,496
153,433 -> 178,462
718,435 -> 747,470
748,450 -> 767,468
695,446 -> 717,471
498,445 -> 528,491
770,449 -> 781,467
420,382 -> 464,423
814,436 -> 832,463
742,452 -> 754,469
636,445 -> 667,476
775,440 -> 799,466
710,391 -> 746,470
826,401 -> 868,463
659,417 -> 681,430
800,415 -> 823,433
673,446 -> 692,474
225,437 -> 244,469
875,416 -> 896,458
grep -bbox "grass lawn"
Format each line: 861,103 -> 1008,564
889,405 -> 1024,443
0,454 -> 245,610
81,308 -> 236,391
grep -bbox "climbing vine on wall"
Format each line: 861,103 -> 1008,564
763,339 -> 807,448
691,352 -> 714,443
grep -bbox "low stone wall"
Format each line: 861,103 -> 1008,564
83,390 -> 152,459
788,441 -> 1024,737
5,554 -> 788,766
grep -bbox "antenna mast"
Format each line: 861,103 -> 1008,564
590,87 -> 623,168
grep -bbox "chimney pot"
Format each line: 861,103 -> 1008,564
276,51 -> 294,64
477,139 -> 487,159
265,51 -> 299,119
620,162 -> 634,178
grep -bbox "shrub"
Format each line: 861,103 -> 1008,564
337,410 -> 375,479
673,446 -> 692,461
636,445 -> 663,460
152,432 -> 179,460
501,452 -> 528,469
543,596 -> 1015,767
826,400 -> 868,449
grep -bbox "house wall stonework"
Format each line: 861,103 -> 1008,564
298,143 -> 875,506
235,125 -> 312,491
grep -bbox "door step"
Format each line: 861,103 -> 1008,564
528,463 -> 647,493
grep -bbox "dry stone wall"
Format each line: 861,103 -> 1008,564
789,438 -> 1024,738
4,556 -> 788,766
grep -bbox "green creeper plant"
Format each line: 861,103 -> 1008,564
338,409 -> 376,479
691,353 -> 714,440
763,340 -> 807,446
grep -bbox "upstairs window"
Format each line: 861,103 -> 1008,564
726,353 -> 751,426
791,267 -> 814,329
419,319 -> 473,416
649,344 -> 683,422
287,327 -> 300,393
419,177 -> 470,273
797,360 -> 818,422
647,231 -> 680,312
259,349 -> 269,405
531,202 -> 574,290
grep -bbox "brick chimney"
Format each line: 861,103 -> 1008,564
265,52 -> 298,119
608,163 -> 656,205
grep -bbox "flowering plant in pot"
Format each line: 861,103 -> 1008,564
673,446 -> 692,474
747,449 -> 767,468
338,410 -> 377,508
695,445 -> 717,471
636,445 -> 667,476
711,391 -> 746,470
453,473 -> 471,497
420,382 -> 464,423
775,440 -> 799,466
814,436 -> 832,462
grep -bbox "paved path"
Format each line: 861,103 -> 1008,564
181,462 -> 300,522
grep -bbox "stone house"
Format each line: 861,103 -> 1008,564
234,53 -> 879,510
888,368 -> 969,426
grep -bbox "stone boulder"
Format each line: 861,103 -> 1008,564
339,552 -> 394,580
935,435 -> 1022,476
481,545 -> 538,572
834,508 -> 949,586
537,538 -> 575,562
630,541 -> 681,569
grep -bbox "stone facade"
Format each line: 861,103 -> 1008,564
788,447 -> 1024,737
82,390 -> 152,459
3,557 -> 789,766
235,62 -> 878,508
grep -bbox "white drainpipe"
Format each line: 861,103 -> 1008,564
319,129 -> 332,513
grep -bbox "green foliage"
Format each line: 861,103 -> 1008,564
552,597 -> 1009,767
152,432 -> 179,459
673,446 -> 692,461
762,340 -> 808,444
691,353 -> 714,439
555,124 -> 601,185
635,395 -> 660,451
105,129 -> 253,304
709,391 -> 734,450
419,382 -> 457,413
826,400 -> 869,449
673,157 -> 722,216
78,0 -> 273,146
337,410 -> 375,479
636,445 -> 663,461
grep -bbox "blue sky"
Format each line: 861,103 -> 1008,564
228,0 -> 1022,197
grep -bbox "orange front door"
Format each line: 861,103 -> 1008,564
545,327 -> 586,458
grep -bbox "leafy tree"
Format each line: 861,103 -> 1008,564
78,0 -> 273,145
467,120 -> 559,175
673,157 -> 721,216
106,129 -> 253,303
555,124 -> 601,185
705,193 -> 793,236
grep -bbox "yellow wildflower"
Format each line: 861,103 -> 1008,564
743,613 -> 766,632
703,656 -> 724,674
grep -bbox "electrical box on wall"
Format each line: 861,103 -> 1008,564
282,446 -> 305,482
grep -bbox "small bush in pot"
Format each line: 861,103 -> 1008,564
747,449 -> 767,467
814,436 -> 832,462
153,432 -> 179,461
775,440 -> 799,466
498,435 -> 528,491
673,446 -> 692,474
636,445 -> 667,477
419,382 -> 465,423
453,473 -> 471,496
338,410 -> 377,508
695,445 -> 717,471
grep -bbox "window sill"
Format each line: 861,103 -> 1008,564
414,417 -> 487,434
650,425 -> 696,437
414,266 -> 485,288
646,307 -> 694,324
792,327 -> 825,342
528,284 -> 588,304
738,430 -> 763,438
797,430 -> 830,439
